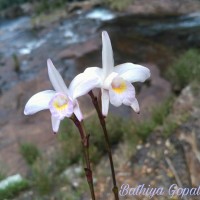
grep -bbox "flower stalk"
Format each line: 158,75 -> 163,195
89,91 -> 119,200
71,115 -> 96,200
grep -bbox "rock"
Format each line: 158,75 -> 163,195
0,69 -> 58,176
126,0 -> 200,15
2,5 -> 24,19
0,174 -> 23,190
176,85 -> 200,187
66,0 -> 101,14
94,83 -> 200,199
134,64 -> 171,121
62,165 -> 82,188
173,85 -> 194,116
58,37 -> 101,59
20,3 -> 34,16
0,66 -> 95,176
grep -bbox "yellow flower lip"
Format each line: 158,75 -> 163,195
53,95 -> 68,111
111,77 -> 127,94
49,93 -> 74,120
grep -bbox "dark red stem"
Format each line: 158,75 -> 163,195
71,115 -> 96,200
89,91 -> 119,200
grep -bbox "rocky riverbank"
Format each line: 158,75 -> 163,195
0,0 -> 200,199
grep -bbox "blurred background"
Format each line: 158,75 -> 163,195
0,0 -> 200,199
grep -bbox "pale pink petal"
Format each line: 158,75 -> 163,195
122,83 -> 136,106
109,89 -> 123,107
102,31 -> 114,77
101,89 -> 109,116
69,72 -> 101,99
24,90 -> 56,115
51,116 -> 61,133
84,67 -> 103,78
131,98 -> 140,113
103,72 -> 118,89
109,78 -> 136,107
114,63 -> 150,83
47,59 -> 69,94
49,93 -> 74,120
73,101 -> 83,121
69,67 -> 102,94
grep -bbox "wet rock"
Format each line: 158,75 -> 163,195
2,5 -> 24,19
126,0 -> 200,15
0,174 -> 23,189
66,0 -> 101,14
20,3 -> 34,16
62,165 -> 82,188
58,37 -> 101,59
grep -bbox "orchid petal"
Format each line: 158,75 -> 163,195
109,79 -> 135,107
84,67 -> 103,79
109,90 -> 123,107
49,93 -> 74,120
122,84 -> 136,106
131,98 -> 140,113
101,89 -> 109,116
102,31 -> 114,77
73,101 -> 83,121
103,72 -> 118,89
115,63 -> 150,83
47,59 -> 69,94
51,115 -> 61,133
70,72 -> 101,99
24,90 -> 56,115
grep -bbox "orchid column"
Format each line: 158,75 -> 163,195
80,31 -> 151,199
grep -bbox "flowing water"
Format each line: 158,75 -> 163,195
1,8 -> 200,92
0,8 -> 116,58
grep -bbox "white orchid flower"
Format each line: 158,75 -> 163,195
79,31 -> 151,116
24,59 -> 96,133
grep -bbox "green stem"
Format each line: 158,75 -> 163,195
89,91 -> 119,200
71,115 -> 96,200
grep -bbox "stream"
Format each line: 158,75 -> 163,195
0,8 -> 200,92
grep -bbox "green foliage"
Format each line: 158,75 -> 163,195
166,49 -> 200,92
191,81 -> 200,97
12,53 -> 20,73
134,121 -> 155,141
16,97 -> 176,198
151,97 -> 173,125
20,143 -> 40,165
35,0 -> 50,14
0,172 -> 5,181
35,0 -> 68,14
31,159 -> 53,195
57,115 -> 125,166
130,98 -> 174,141
57,100 -> 173,167
54,120 -> 82,174
162,120 -> 178,138
0,0 -> 35,11
124,98 -> 173,141
85,115 -> 124,164
19,143 -> 53,195
104,0 -> 132,11
81,115 -> 140,164
0,0 -> 68,13
0,180 -> 29,199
